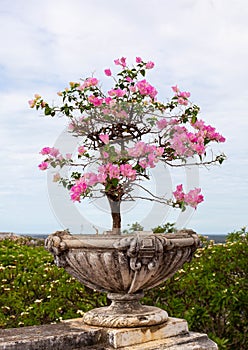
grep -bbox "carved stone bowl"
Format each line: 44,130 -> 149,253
45,230 -> 200,328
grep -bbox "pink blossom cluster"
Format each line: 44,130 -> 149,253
70,163 -> 137,202
38,147 -> 72,170
78,77 -> 99,90
40,147 -> 60,157
169,120 -> 225,157
169,126 -> 205,157
172,85 -> 191,105
28,94 -> 46,108
88,95 -> 103,106
173,184 -> 204,209
108,88 -> 126,98
99,134 -> 109,144
114,57 -> 127,68
192,119 -> 226,143
78,146 -> 86,155
101,107 -> 128,120
127,142 -> 164,168
70,179 -> 88,201
98,163 -> 136,181
136,79 -> 158,99
135,57 -> 155,69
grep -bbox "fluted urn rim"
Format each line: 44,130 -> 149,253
45,229 -> 200,252
45,229 -> 200,294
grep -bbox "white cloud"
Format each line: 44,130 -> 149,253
0,0 -> 247,234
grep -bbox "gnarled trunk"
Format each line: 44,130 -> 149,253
107,195 -> 121,235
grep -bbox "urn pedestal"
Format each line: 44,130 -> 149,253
45,229 -> 200,328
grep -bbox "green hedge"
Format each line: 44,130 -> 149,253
144,228 -> 248,349
0,228 -> 247,350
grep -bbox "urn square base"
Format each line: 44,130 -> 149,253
103,317 -> 188,348
64,317 -> 218,349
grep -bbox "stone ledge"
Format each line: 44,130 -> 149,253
0,321 -> 102,350
0,317 -> 217,350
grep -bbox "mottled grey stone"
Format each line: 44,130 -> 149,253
45,230 -> 200,328
0,318 -> 218,350
0,320 -> 101,350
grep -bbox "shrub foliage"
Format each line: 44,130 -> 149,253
0,228 -> 247,350
144,227 -> 248,349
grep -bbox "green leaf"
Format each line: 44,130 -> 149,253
111,178 -> 119,187
44,106 -> 51,115
191,115 -> 197,124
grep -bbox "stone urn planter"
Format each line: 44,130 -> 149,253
45,229 -> 200,328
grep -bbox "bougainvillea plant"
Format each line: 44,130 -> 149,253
29,56 -> 225,234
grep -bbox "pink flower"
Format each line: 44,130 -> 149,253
108,88 -> 126,97
49,147 -> 60,157
139,159 -> 148,169
136,80 -> 158,99
105,163 -> 120,179
40,147 -> 59,157
66,153 -> 72,159
104,69 -> 112,76
78,146 -> 86,155
179,91 -> 191,99
80,77 -> 99,90
68,122 -> 75,131
192,120 -> 226,144
177,97 -> 188,106
70,180 -> 88,202
114,57 -> 127,68
184,188 -> 204,209
88,77 -> 98,86
136,57 -> 142,63
88,95 -> 103,106
156,118 -> 168,130
103,151 -> 109,159
120,57 -> 127,67
129,86 -> 136,93
120,164 -> 136,180
40,147 -> 51,155
38,161 -> 48,170
97,173 -> 107,183
155,147 -> 164,157
173,184 -> 185,201
145,61 -> 155,69
84,172 -> 98,186
172,85 -> 180,93
126,76 -> 133,83
173,185 -> 204,209
104,97 -> 112,104
99,134 -> 109,144
28,99 -> 35,108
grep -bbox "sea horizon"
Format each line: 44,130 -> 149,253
0,231 -> 228,244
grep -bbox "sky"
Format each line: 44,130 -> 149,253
0,0 -> 247,236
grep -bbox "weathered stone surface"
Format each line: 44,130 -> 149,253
103,332 -> 218,350
83,292 -> 168,328
45,230 -> 200,328
0,318 -> 218,350
45,230 -> 200,294
105,317 -> 188,348
0,320 -> 101,350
